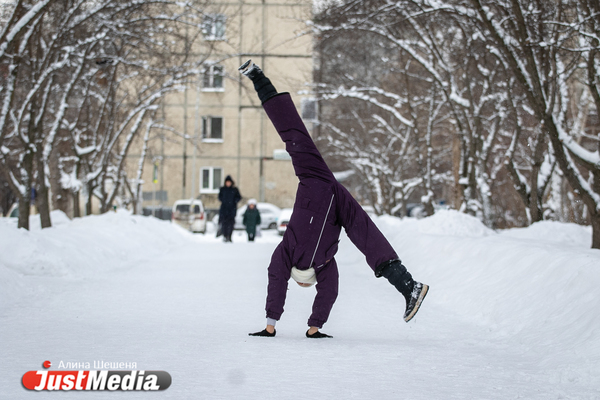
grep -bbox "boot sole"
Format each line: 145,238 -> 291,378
404,284 -> 429,322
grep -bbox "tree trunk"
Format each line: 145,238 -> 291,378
72,189 -> 80,218
36,176 -> 51,228
423,199 -> 434,216
544,115 -> 600,248
17,194 -> 30,230
452,134 -> 464,210
35,149 -> 51,228
528,132 -> 548,224
99,175 -> 109,213
591,210 -> 600,249
591,169 -> 600,249
86,182 -> 94,215
72,161 -> 81,218
17,148 -> 35,229
528,165 -> 542,223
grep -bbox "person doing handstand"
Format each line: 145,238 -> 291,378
240,60 -> 429,339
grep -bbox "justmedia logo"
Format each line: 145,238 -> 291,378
22,361 -> 171,391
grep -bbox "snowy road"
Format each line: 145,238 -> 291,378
1,211 -> 599,399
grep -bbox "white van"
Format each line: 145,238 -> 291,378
277,208 -> 293,236
171,199 -> 207,233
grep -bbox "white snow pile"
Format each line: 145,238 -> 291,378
372,213 -> 600,376
0,210 -> 185,305
413,209 -> 494,237
376,209 -> 494,241
0,209 -> 184,278
1,209 -> 599,398
373,213 -> 598,339
28,209 -> 72,229
499,219 -> 592,247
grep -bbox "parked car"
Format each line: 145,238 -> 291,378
171,199 -> 207,233
408,201 -> 450,219
0,203 -> 18,226
142,207 -> 172,221
235,202 -> 281,230
277,208 -> 293,236
212,202 -> 282,230
6,203 -> 18,218
212,203 -> 281,229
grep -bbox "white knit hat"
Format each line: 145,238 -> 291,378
248,198 -> 257,205
290,267 -> 317,286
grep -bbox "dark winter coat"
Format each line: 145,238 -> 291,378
218,180 -> 241,221
243,207 -> 261,234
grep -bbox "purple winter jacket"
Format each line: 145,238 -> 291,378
264,95 -> 341,270
262,93 -> 398,328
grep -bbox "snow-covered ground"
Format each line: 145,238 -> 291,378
1,210 -> 599,399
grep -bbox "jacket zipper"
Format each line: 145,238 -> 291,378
308,193 -> 335,269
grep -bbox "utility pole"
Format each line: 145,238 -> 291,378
191,73 -> 201,201
160,138 -> 164,210
259,0 -> 267,202
182,24 -> 189,199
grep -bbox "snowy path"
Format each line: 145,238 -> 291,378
1,211 -> 599,399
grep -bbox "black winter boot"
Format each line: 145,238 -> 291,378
249,328 -> 276,337
239,60 -> 278,104
376,259 -> 429,322
376,259 -> 413,299
403,281 -> 429,322
306,330 -> 333,338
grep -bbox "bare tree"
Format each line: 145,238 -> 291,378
313,0 -> 600,247
0,0 -> 213,229
314,0 -> 513,224
313,12 -> 454,217
464,0 -> 600,247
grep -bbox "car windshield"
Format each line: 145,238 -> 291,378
176,204 -> 200,213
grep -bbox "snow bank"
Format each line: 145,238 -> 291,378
1,208 -> 599,397
413,209 -> 494,237
376,209 -> 494,240
499,220 -> 592,247
28,209 -> 72,229
372,211 -> 600,368
0,210 -> 187,306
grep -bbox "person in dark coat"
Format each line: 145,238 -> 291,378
240,60 -> 429,338
242,199 -> 262,242
218,175 -> 241,242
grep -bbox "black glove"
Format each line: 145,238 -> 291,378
248,328 -> 276,337
239,60 -> 278,104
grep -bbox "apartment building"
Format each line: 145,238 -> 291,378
131,0 -> 314,215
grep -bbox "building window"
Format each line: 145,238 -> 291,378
202,116 -> 223,142
203,14 -> 226,40
201,167 -> 222,193
301,98 -> 317,122
142,190 -> 168,202
203,64 -> 224,91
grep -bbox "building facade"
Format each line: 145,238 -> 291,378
130,0 -> 314,216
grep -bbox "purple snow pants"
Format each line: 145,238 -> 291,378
263,93 -> 399,328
